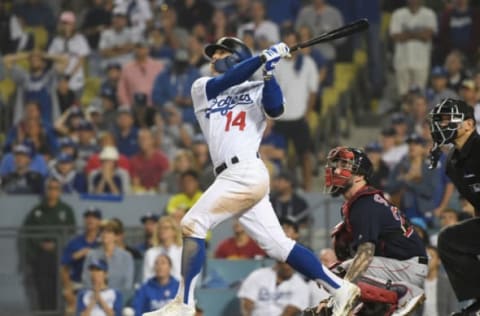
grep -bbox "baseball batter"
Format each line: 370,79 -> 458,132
143,37 -> 360,316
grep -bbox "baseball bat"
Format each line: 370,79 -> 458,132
289,18 -> 370,53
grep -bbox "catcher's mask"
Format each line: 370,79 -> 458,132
324,147 -> 373,196
204,37 -> 252,73
427,98 -> 475,146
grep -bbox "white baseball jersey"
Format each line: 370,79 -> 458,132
191,77 -> 267,168
77,288 -> 121,316
143,245 -> 182,282
238,267 -> 310,316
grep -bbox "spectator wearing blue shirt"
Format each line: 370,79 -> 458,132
148,27 -> 175,61
4,100 -> 57,154
0,139 -> 49,177
355,0 -> 384,96
438,0 -> 480,63
49,153 -> 87,193
100,86 -> 118,133
385,133 -> 441,225
132,254 -> 179,316
82,220 -> 134,296
260,119 -> 287,173
75,120 -> 100,171
100,63 -> 121,108
61,207 -> 102,314
76,259 -> 123,316
152,49 -> 200,125
114,105 -> 139,157
12,0 -> 56,35
3,51 -> 64,127
425,66 -> 459,107
135,213 -> 159,256
0,143 -> 44,194
265,0 -> 301,27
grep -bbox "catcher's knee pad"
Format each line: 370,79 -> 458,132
357,280 -> 398,305
357,278 -> 399,316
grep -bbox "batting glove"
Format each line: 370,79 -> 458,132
261,42 -> 291,78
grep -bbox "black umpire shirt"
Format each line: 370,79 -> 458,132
446,132 -> 480,215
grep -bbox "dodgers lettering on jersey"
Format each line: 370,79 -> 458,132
191,77 -> 266,167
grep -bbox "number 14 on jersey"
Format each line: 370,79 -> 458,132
225,111 -> 246,131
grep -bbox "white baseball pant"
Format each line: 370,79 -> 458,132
180,157 -> 296,261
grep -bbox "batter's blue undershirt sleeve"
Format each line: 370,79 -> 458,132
262,77 -> 284,118
206,56 -> 263,100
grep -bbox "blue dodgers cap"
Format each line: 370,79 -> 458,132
408,84 -> 423,95
76,119 -> 94,131
406,133 -> 426,145
68,106 -> 83,117
140,212 -> 159,223
431,66 -> 448,78
100,86 -> 116,100
391,112 -> 407,125
381,126 -> 397,137
13,143 -> 34,158
364,141 -> 383,153
88,258 -> 108,271
58,137 -> 76,148
106,62 -> 122,71
83,206 -> 102,219
117,104 -> 132,115
56,152 -> 74,164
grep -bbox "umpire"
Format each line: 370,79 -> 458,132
428,98 -> 480,315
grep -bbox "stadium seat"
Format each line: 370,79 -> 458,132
0,78 -> 15,103
80,76 -> 101,106
321,88 -> 339,116
195,288 -> 241,316
25,26 -> 48,50
201,258 -> 264,288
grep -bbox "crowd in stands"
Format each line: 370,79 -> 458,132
2,0 -> 480,315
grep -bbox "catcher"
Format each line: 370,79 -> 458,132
308,147 -> 428,316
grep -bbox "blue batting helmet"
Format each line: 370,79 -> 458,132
204,37 -> 252,73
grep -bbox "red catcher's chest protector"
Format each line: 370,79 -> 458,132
331,186 -> 383,261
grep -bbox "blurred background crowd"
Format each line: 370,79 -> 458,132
1,0 -> 480,315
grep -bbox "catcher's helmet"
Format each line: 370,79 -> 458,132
204,37 -> 252,73
324,147 -> 373,196
428,98 -> 475,146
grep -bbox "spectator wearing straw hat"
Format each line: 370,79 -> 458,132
88,146 -> 131,195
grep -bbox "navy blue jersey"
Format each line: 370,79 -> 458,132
349,193 -> 426,260
61,234 -> 100,282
